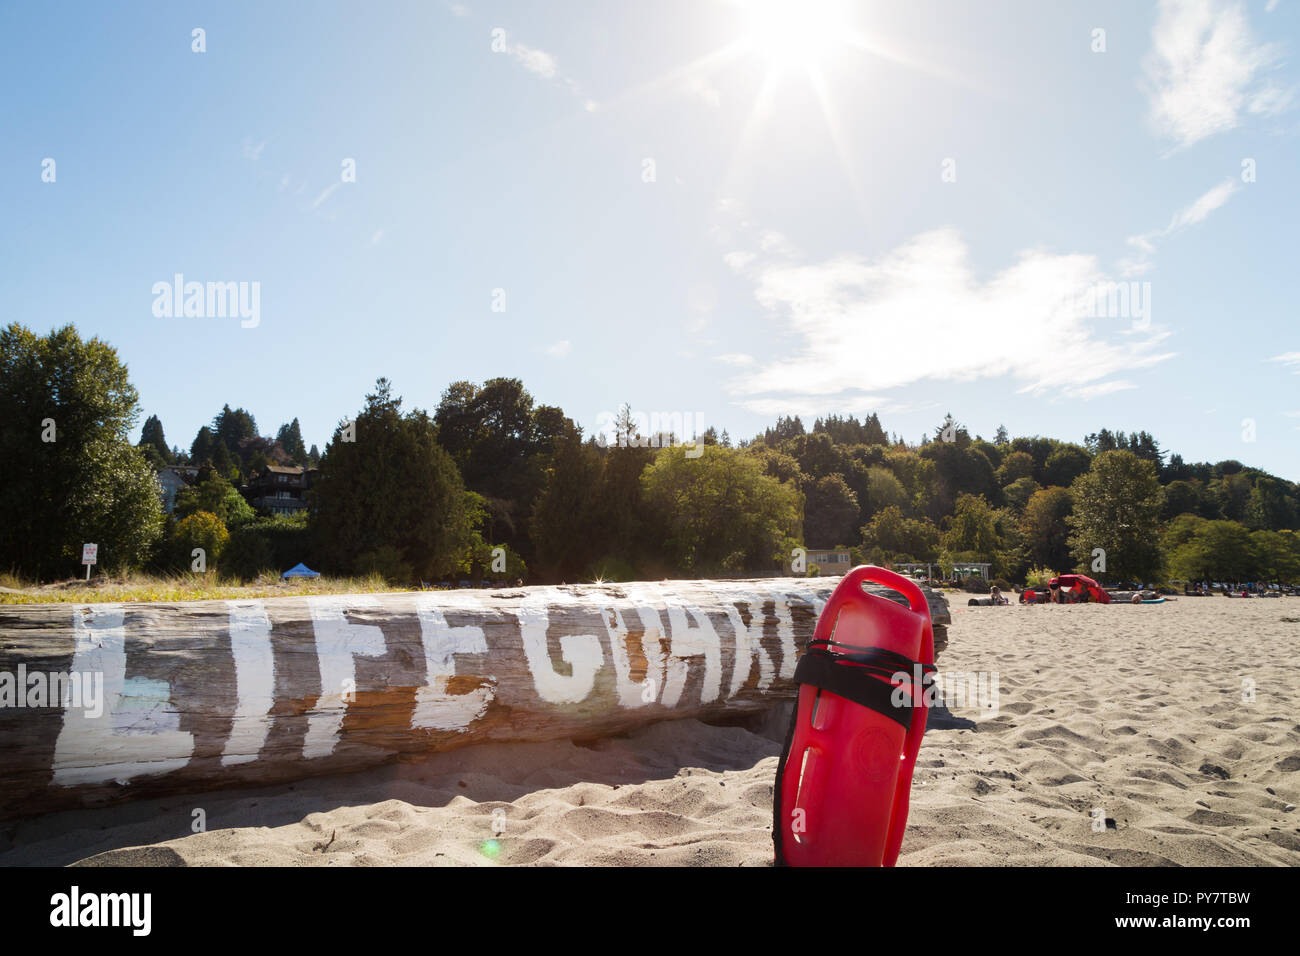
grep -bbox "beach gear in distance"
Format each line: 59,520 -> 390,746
282,563 -> 321,579
773,565 -> 935,867
1049,573 -> 1111,604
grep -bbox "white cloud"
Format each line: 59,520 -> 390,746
241,138 -> 266,161
1122,178 -> 1240,275
513,43 -> 558,79
724,251 -> 757,273
1067,380 -> 1139,400
759,230 -> 798,257
449,3 -> 469,16
493,28 -> 594,107
1142,0 -> 1290,150
723,227 -> 1176,412
369,229 -> 384,246
1270,351 -> 1300,372
715,352 -> 756,367
1169,178 -> 1240,228
310,182 -> 341,209
736,396 -> 905,418
543,339 -> 572,357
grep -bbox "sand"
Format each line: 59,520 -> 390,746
1,597 -> 1297,866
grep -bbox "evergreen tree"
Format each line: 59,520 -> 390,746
137,414 -> 172,469
531,428 -> 605,580
312,378 -> 473,580
213,404 -> 257,449
276,418 -> 308,465
191,426 -> 216,464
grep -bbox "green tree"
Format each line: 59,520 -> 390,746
169,511 -> 229,572
862,465 -> 908,519
190,425 -> 216,464
276,418 -> 308,465
137,414 -> 172,470
1251,530 -> 1300,582
1162,480 -> 1208,521
1043,444 -> 1091,487
531,429 -> 605,581
640,445 -> 802,574
174,466 -> 256,527
593,437 -> 656,574
921,436 -> 999,516
222,513 -> 311,580
1019,486 -> 1074,572
311,378 -> 472,581
1163,512 -> 1208,553
860,506 -> 940,562
804,474 -> 859,547
1167,519 -> 1254,582
0,323 -> 165,578
996,451 -> 1035,485
213,404 -> 258,451
1002,476 -> 1041,513
1067,450 -> 1165,583
1210,472 -> 1252,522
433,378 -> 572,559
943,493 -> 1000,556
1244,475 -> 1297,531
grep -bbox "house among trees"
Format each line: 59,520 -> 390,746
157,465 -> 198,514
243,464 -> 317,516
806,548 -> 853,569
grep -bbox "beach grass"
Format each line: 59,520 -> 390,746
0,570 -> 412,605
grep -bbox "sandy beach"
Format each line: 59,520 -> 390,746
2,597 -> 1296,867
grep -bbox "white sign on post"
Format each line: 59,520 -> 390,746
81,543 -> 97,581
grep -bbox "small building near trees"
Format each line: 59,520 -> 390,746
243,464 -> 318,516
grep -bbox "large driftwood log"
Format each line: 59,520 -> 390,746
0,578 -> 948,820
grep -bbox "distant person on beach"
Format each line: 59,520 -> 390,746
1048,582 -> 1063,604
990,586 -> 1008,605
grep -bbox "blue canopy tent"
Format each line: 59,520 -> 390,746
282,563 -> 321,579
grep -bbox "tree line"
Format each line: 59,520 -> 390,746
3,322 -> 1298,587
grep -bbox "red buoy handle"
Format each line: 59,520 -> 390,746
837,565 -> 930,617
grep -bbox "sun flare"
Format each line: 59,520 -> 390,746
739,0 -> 854,69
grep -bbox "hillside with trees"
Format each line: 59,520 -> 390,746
4,321 -> 1298,589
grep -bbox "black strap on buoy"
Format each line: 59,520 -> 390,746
790,650 -> 927,729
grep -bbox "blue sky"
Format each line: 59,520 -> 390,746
3,0 -> 1298,477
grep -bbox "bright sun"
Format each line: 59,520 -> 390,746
740,0 -> 854,69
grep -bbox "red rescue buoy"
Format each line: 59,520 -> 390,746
773,565 -> 935,866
